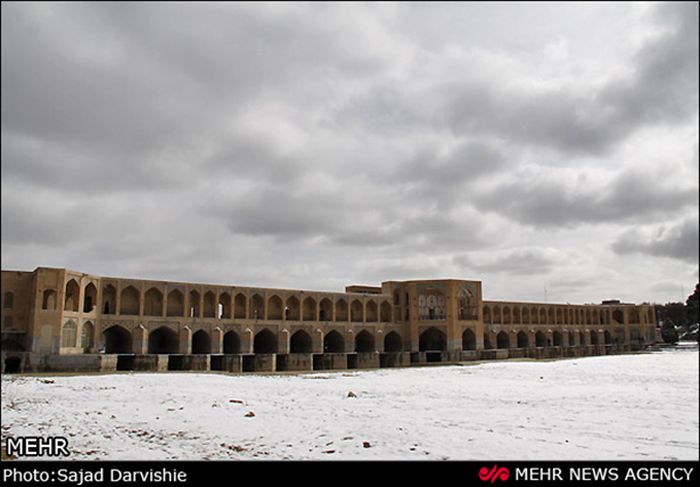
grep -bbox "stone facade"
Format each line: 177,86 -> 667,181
0,267 -> 658,373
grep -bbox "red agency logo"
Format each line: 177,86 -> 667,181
479,465 -> 510,483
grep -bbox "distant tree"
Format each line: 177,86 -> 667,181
661,320 -> 679,344
656,302 -> 688,327
686,283 -> 699,325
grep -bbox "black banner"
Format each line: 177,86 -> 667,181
1,461 -> 698,486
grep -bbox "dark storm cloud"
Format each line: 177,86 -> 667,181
612,217 -> 700,264
471,168 -> 697,227
453,248 -> 564,276
444,2 -> 698,156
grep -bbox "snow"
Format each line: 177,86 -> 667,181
2,347 -> 698,460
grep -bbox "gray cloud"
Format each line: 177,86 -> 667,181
1,2 -> 698,305
612,217 -> 700,263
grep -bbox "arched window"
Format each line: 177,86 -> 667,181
61,320 -> 77,348
3,291 -> 14,309
64,280 -> 80,312
81,322 -> 94,349
42,289 -> 57,310
458,287 -> 477,320
83,283 -> 97,313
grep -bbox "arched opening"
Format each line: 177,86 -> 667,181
553,330 -> 563,346
251,294 -> 265,320
253,329 -> 276,353
380,301 -> 391,322
612,309 -> 624,324
419,327 -> 446,351
4,357 -> 21,373
462,329 -> 476,350
234,293 -> 246,319
102,285 -> 116,314
120,286 -> 140,315
513,307 -> 521,324
590,330 -> 599,345
192,330 -> 211,354
503,307 -> 511,324
203,291 -> 216,318
365,301 -> 378,322
286,296 -> 300,320
144,288 -> 163,316
104,325 -> 132,353
189,290 -> 201,318
539,308 -> 546,324
535,330 -> 546,347
350,300 -> 363,322
303,297 -> 316,321
319,298 -> 333,321
64,280 -> 80,312
517,331 -> 529,348
148,327 -> 178,354
496,331 -> 509,349
61,320 -> 77,348
324,330 -> 344,353
483,306 -> 491,324
224,331 -> 241,354
604,330 -> 612,345
523,308 -> 530,325
458,287 -> 477,320
290,330 -> 312,353
493,307 -> 501,324
580,331 -> 588,346
219,292 -> 231,319
167,289 -> 184,317
335,299 -> 348,321
384,331 -> 402,352
83,283 -> 97,312
81,321 -> 94,350
355,330 -> 375,352
483,332 -> 493,349
42,289 -> 57,310
268,295 -> 283,320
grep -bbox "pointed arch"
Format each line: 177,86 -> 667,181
355,330 -> 375,353
102,285 -> 116,314
286,296 -> 300,321
234,293 -> 247,319
104,325 -> 132,353
384,331 -> 402,352
167,289 -> 184,317
336,299 -> 348,321
365,301 -> 378,322
148,326 -> 178,354
42,289 -> 57,310
462,329 -> 476,350
268,295 -> 283,320
253,328 -> 276,353
517,330 -> 529,348
144,287 -> 163,316
219,292 -> 231,319
319,298 -> 333,321
350,299 -> 363,322
81,321 -> 94,349
419,327 -> 446,351
251,294 -> 265,320
324,330 -> 345,353
303,297 -> 317,321
64,279 -> 80,311
189,290 -> 201,318
380,301 -> 391,322
120,286 -> 140,315
203,291 -> 216,318
224,330 -> 241,354
83,283 -> 97,313
192,330 -> 211,354
290,329 -> 312,353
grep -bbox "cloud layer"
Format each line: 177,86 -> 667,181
2,2 -> 698,304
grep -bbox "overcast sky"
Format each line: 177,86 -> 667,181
2,2 -> 698,305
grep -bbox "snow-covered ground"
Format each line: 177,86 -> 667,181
2,346 -> 698,460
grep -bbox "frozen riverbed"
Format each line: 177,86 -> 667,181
2,347 -> 698,460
